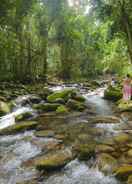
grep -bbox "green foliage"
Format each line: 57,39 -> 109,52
0,0 -> 132,82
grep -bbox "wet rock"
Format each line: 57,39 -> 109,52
56,105 -> 68,114
118,100 -> 132,112
90,116 -> 120,124
34,149 -> 73,171
91,80 -> 101,87
47,89 -> 74,103
96,144 -> 115,153
0,96 -> 7,102
99,138 -> 115,146
115,165 -> 132,181
53,98 -> 65,104
121,112 -> 132,122
33,103 -> 60,112
114,133 -> 130,144
127,175 -> 132,184
75,143 -> 96,161
104,86 -> 122,101
66,99 -> 86,111
70,92 -> 86,102
127,149 -> 132,157
35,130 -> 55,137
15,111 -> 33,121
16,180 -> 37,184
0,121 -> 38,135
97,153 -> 118,175
0,100 -> 10,116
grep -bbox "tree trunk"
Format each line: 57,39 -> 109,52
26,36 -> 32,80
42,38 -> 48,82
121,4 -> 132,63
60,43 -> 71,81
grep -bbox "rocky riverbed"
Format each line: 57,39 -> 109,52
0,81 -> 132,184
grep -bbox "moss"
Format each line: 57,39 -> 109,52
114,133 -> 130,143
15,112 -> 33,121
127,175 -> 132,184
56,105 -> 68,114
0,121 -> 38,135
35,149 -> 73,171
33,103 -> 60,112
72,95 -> 86,102
118,100 -> 132,112
98,153 -> 118,175
76,143 -> 96,161
0,101 -> 10,116
104,86 -> 122,101
47,89 -> 74,103
66,99 -> 86,111
115,165 -> 132,181
35,130 -> 54,137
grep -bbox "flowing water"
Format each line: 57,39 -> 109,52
42,160 -> 120,184
0,85 -> 122,184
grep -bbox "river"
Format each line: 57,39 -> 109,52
0,85 -> 122,184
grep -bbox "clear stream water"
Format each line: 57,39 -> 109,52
0,86 -> 122,184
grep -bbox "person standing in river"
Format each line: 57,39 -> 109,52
123,74 -> 132,101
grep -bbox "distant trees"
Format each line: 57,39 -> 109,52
0,0 -> 132,82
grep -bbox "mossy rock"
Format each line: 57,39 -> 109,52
127,175 -> 132,184
35,130 -> 55,137
35,149 -> 73,171
47,89 -> 74,103
0,121 -> 38,135
66,99 -> 85,111
33,103 -> 60,112
76,143 -> 96,161
104,86 -> 122,101
72,95 -> 86,102
0,101 -> 10,116
90,116 -> 120,124
15,112 -> 33,121
115,165 -> 132,181
118,100 -> 132,112
56,105 -> 68,114
96,144 -> 115,153
98,153 -> 118,175
53,98 -> 65,104
114,133 -> 130,144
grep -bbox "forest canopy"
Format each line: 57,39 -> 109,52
0,0 -> 132,82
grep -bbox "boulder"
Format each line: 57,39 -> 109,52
66,99 -> 86,111
75,143 -> 96,161
53,98 -> 65,104
104,86 -> 122,101
35,130 -> 55,137
90,116 -> 120,124
127,149 -> 132,157
127,175 -> 132,184
96,144 -> 115,153
115,165 -> 132,181
72,95 -> 86,103
0,101 -> 10,116
34,149 -> 73,171
33,103 -> 60,112
47,89 -> 74,103
114,133 -> 130,144
56,105 -> 68,114
15,111 -> 33,121
97,153 -> 118,175
0,121 -> 38,135
118,100 -> 132,112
